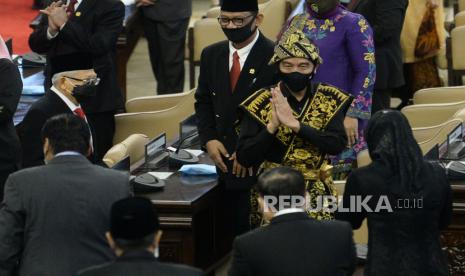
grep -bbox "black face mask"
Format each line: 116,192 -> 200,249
279,71 -> 313,92
72,83 -> 97,100
222,18 -> 257,44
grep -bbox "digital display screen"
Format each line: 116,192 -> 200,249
439,140 -> 448,159
145,133 -> 166,160
448,124 -> 463,145
180,114 -> 198,140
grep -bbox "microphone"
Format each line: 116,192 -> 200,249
168,132 -> 200,168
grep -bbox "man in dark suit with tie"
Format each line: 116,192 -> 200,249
0,114 -> 130,276
194,0 -> 277,243
229,167 -> 357,276
29,0 -> 125,160
17,69 -> 97,168
78,197 -> 204,276
351,0 -> 408,113
136,0 -> 192,94
0,39 -> 22,201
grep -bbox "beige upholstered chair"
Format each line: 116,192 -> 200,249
455,0 -> 465,15
125,89 -> 195,113
103,134 -> 149,167
113,88 -> 196,144
412,118 -> 463,144
456,11 -> 465,27
448,26 -> 465,85
417,119 -> 463,154
412,86 -> 465,104
188,0 -> 290,88
401,100 -> 465,128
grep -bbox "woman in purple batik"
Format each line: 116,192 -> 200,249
286,0 -> 375,178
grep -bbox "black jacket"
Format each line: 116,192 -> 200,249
229,212 -> 356,276
0,59 -> 22,171
353,0 -> 408,89
336,161 -> 452,276
16,91 -> 72,168
194,32 -> 277,189
0,155 -> 130,276
78,250 -> 204,276
28,0 -> 124,113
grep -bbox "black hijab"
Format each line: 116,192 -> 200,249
366,110 -> 425,197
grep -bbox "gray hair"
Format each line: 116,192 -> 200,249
51,69 -> 90,85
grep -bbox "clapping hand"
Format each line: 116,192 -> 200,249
40,1 -> 68,32
271,85 -> 300,133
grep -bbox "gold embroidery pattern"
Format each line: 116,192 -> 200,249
242,84 -> 353,224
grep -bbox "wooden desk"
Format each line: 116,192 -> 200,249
131,155 -> 230,274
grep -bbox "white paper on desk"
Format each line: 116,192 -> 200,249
148,172 -> 174,180
167,147 -> 204,157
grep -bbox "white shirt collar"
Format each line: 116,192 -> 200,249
228,30 -> 260,70
69,0 -> 82,9
55,151 -> 82,157
50,86 -> 80,112
274,208 -> 306,218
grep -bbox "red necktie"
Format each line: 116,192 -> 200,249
230,51 -> 241,92
66,0 -> 78,16
73,107 -> 86,119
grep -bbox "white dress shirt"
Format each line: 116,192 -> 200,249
228,30 -> 260,71
274,208 -> 306,218
47,0 -> 83,40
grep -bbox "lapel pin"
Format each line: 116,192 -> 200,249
75,11 -> 81,17
249,68 -> 256,75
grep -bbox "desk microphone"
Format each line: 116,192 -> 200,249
168,132 -> 200,169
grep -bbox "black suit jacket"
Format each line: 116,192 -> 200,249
28,0 -> 124,113
78,250 -> 204,276
0,155 -> 130,276
16,90 -> 72,168
141,0 -> 192,21
194,33 -> 277,189
229,212 -> 356,276
0,59 -> 22,171
353,0 -> 408,89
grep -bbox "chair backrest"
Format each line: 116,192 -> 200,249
113,90 -> 196,144
413,86 -> 465,104
452,26 -> 465,70
456,11 -> 465,27
125,89 -> 195,113
417,119 -> 463,154
412,118 -> 463,144
103,134 -> 149,167
401,100 -> 465,128
460,0 -> 465,13
356,150 -> 372,168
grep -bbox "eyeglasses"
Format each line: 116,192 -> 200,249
217,14 -> 255,27
65,76 -> 101,86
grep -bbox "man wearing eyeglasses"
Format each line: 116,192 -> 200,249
29,0 -> 125,161
195,0 -> 277,241
16,69 -> 98,168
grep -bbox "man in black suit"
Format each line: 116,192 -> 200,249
17,69 -> 98,168
0,41 -> 22,200
78,197 -> 204,276
194,0 -> 277,241
352,0 -> 408,113
229,167 -> 356,276
136,0 -> 192,94
29,0 -> 125,159
0,114 -> 130,276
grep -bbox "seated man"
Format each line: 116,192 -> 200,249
237,27 -> 353,223
228,167 -> 356,276
17,69 -> 98,167
78,197 -> 204,276
0,114 -> 130,276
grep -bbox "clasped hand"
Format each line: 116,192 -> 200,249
40,1 -> 69,34
267,84 -> 300,134
205,140 -> 253,178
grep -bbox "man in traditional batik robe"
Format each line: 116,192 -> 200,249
236,27 -> 353,225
